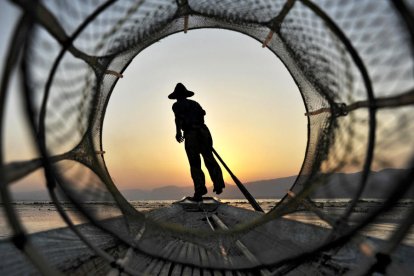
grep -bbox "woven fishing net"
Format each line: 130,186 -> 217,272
1,0 -> 413,274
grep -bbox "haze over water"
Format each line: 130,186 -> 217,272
1,200 -> 413,246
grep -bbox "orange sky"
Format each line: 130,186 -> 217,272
103,30 -> 307,190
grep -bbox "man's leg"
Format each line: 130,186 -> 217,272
199,127 -> 225,194
202,151 -> 225,194
185,132 -> 207,198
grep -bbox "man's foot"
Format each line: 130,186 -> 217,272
189,186 -> 208,202
213,181 -> 225,195
213,187 -> 223,195
190,194 -> 203,202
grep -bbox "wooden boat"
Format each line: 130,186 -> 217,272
1,197 -> 413,275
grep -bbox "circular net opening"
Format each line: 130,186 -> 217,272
103,29 -> 306,206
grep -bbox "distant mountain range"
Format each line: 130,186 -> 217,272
7,169 -> 413,201
120,168 -> 414,200
121,175 -> 297,200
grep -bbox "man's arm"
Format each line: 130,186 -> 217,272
175,117 -> 184,143
173,104 -> 184,143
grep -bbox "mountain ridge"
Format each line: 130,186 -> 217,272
7,169 -> 413,201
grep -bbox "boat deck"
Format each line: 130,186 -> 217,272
1,198 -> 413,275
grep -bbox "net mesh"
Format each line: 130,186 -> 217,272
1,0 -> 414,274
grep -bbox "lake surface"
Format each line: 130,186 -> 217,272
1,199 -> 413,246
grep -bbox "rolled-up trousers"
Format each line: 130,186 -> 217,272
184,125 -> 225,195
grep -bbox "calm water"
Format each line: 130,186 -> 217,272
1,199 -> 413,245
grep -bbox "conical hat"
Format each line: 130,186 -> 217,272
168,83 -> 194,99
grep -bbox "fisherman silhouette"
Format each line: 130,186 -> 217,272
169,83 -> 225,201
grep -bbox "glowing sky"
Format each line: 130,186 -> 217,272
103,30 -> 307,190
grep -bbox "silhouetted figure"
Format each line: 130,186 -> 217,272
169,83 -> 225,201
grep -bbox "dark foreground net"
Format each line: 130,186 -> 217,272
1,0 -> 414,275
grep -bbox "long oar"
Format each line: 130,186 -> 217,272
212,147 -> 264,212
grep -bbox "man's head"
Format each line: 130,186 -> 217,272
168,83 -> 194,100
